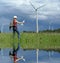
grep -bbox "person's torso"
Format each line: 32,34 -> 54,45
13,19 -> 17,27
13,54 -> 17,62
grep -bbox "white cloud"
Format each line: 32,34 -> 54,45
1,0 -> 60,13
0,0 -> 60,20
30,15 -> 48,20
0,0 -> 31,6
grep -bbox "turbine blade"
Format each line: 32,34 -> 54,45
30,2 -> 36,10
37,4 -> 46,9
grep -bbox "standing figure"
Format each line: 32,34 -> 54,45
9,43 -> 19,63
9,16 -> 24,39
9,43 -> 25,63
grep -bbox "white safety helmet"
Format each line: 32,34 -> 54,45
13,16 -> 17,18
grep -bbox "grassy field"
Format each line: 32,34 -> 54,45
0,32 -> 60,50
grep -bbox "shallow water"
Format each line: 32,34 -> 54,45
0,49 -> 60,63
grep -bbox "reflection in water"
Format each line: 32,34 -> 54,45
0,49 -> 60,63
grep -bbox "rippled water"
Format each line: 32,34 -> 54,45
0,49 -> 60,63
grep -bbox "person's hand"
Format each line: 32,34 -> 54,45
23,20 -> 25,24
21,20 -> 25,25
9,26 -> 12,30
9,26 -> 11,30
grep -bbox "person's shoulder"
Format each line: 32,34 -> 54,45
16,20 -> 19,22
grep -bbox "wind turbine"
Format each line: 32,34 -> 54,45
1,23 -> 9,33
49,21 -> 53,31
49,22 -> 51,30
30,2 -> 46,33
30,2 -> 46,63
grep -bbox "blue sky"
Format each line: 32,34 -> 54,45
0,0 -> 60,32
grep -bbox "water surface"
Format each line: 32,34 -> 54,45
0,49 -> 60,63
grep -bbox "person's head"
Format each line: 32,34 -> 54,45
13,16 -> 17,19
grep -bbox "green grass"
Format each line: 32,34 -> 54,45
0,32 -> 60,50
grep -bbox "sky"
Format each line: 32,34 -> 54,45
0,0 -> 60,32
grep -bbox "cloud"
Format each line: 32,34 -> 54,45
30,15 -> 48,20
0,0 -> 60,26
0,0 -> 31,6
0,0 -> 60,16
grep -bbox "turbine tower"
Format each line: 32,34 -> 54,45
1,23 -> 9,33
30,2 -> 45,33
30,2 -> 46,63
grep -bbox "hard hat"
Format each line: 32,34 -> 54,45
13,16 -> 17,18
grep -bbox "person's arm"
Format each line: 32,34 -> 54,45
16,20 -> 25,24
10,21 -> 13,26
9,21 -> 13,30
9,51 -> 13,57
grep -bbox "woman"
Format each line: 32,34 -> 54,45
9,43 -> 25,63
9,42 -> 20,63
9,16 -> 24,39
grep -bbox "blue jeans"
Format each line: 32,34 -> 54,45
9,42 -> 20,56
13,26 -> 20,39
